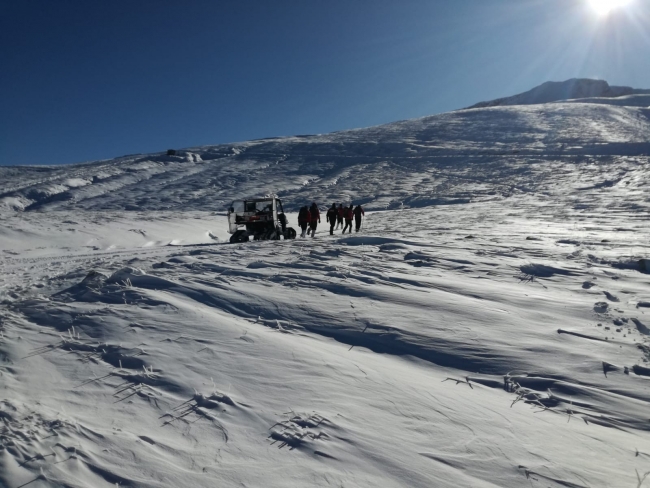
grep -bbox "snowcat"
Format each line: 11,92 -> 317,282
227,197 -> 296,243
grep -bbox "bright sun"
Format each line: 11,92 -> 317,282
588,0 -> 633,16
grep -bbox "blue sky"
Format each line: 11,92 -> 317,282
1,0 -> 649,166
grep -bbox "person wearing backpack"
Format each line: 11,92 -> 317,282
298,206 -> 311,238
336,203 -> 344,230
326,203 -> 338,235
353,204 -> 365,232
307,202 -> 321,237
342,205 -> 354,234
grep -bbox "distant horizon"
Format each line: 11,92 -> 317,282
2,0 -> 649,166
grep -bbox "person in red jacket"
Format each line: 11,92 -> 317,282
336,203 -> 344,230
307,202 -> 321,237
342,205 -> 354,234
298,206 -> 311,238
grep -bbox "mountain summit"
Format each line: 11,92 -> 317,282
469,78 -> 650,108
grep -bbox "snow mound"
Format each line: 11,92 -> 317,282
107,267 -> 147,283
80,270 -> 108,286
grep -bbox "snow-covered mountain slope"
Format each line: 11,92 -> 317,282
1,102 -> 649,214
561,93 -> 650,108
469,78 -> 650,109
1,100 -> 650,488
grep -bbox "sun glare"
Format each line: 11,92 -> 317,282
588,0 -> 633,16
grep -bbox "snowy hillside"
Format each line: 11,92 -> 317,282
1,96 -> 650,487
469,78 -> 650,109
1,100 -> 649,214
560,93 -> 650,108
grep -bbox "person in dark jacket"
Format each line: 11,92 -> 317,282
353,204 -> 365,232
326,203 -> 338,235
307,202 -> 320,237
298,206 -> 311,238
336,204 -> 344,230
342,205 -> 354,234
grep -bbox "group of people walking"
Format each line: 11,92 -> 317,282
297,202 -> 365,237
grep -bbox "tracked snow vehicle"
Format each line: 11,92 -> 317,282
227,197 -> 296,243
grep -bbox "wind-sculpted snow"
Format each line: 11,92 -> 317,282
1,198 -> 650,487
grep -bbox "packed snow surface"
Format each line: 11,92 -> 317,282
1,97 -> 650,487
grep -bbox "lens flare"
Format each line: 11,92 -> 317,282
588,0 -> 634,16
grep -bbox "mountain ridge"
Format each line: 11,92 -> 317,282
469,78 -> 650,109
